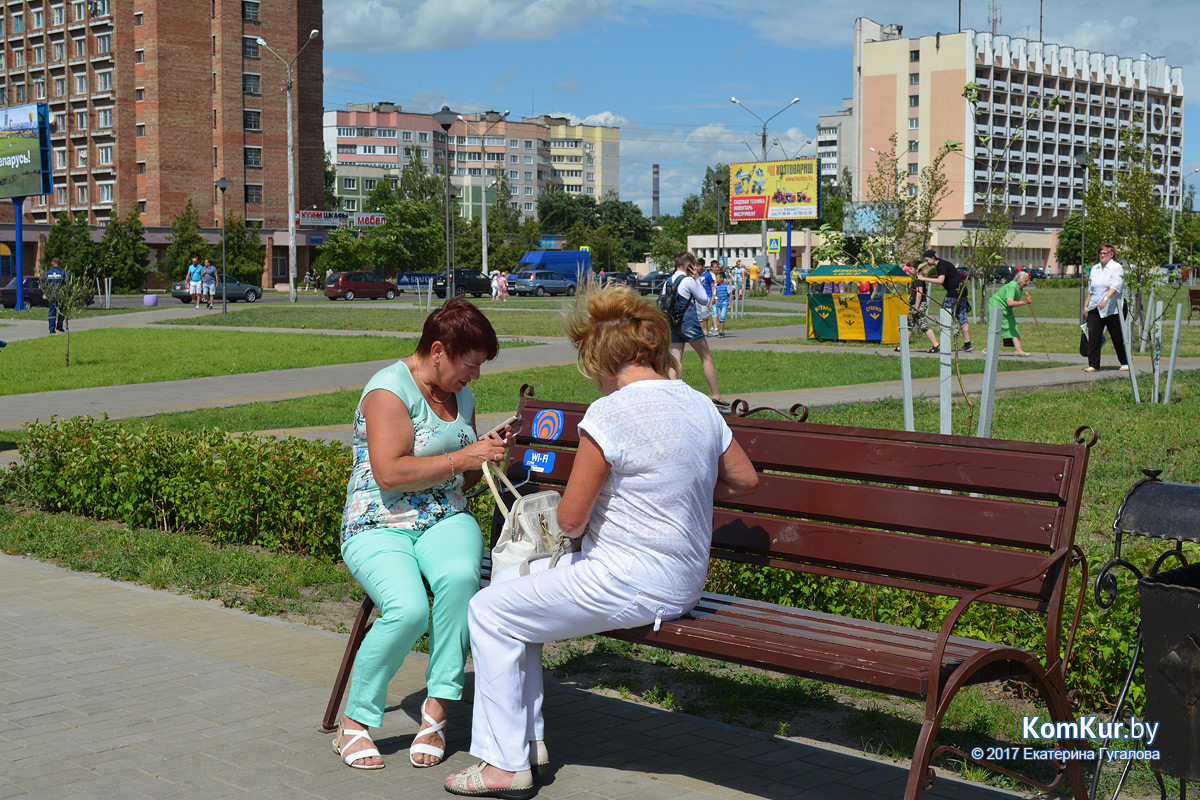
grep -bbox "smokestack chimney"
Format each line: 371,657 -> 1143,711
652,164 -> 660,220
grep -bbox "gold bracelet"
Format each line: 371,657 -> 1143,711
446,453 -> 455,479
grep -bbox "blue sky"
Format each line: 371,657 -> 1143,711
323,0 -> 1200,217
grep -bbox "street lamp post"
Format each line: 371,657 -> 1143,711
457,112 -> 509,279
1168,166 -> 1200,264
216,177 -> 231,315
448,186 -> 459,270
433,106 -> 458,301
712,171 -> 727,268
257,29 -> 320,304
1074,152 -> 1090,319
730,96 -> 799,282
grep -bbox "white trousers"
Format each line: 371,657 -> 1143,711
466,552 -> 686,772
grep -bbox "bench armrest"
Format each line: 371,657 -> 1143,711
925,548 -> 1073,708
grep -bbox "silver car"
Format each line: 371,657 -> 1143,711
510,270 -> 576,297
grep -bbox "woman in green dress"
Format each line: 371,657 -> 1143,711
983,271 -> 1033,356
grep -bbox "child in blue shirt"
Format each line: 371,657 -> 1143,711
711,271 -> 731,338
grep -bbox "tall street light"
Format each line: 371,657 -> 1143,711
730,96 -> 799,275
1168,166 -> 1200,263
433,105 -> 458,301
712,170 -> 727,267
1074,152 -> 1090,320
257,28 -> 320,303
458,112 -> 509,279
216,177 -> 231,315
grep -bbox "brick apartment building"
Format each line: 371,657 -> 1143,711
325,103 -> 621,224
0,0 -> 323,287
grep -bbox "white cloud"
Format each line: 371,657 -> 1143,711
323,64 -> 379,90
325,0 -> 614,54
581,111 -> 628,127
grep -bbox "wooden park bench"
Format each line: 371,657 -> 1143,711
322,386 -> 1095,800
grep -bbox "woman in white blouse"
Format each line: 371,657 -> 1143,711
1083,242 -> 1129,372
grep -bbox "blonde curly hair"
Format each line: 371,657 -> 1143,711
564,285 -> 673,384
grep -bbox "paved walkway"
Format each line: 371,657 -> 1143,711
0,554 -> 1029,800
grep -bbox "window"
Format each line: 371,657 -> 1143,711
14,85 -> 25,103
343,198 -> 357,211
54,5 -> 65,25
138,201 -> 146,213
245,184 -> 262,204
509,155 -> 518,164
524,140 -> 533,150
34,9 -> 44,28
908,95 -> 919,108
137,161 -> 146,174
136,124 -> 145,137
33,45 -> 44,64
909,73 -> 920,85
53,42 -> 64,61
382,145 -> 397,155
243,110 -> 261,130
135,88 -> 144,101
378,128 -> 396,138
97,108 -> 112,129
55,78 -> 65,97
75,111 -> 87,130
908,117 -> 919,130
363,179 -> 377,190
97,71 -> 112,91
420,148 -> 429,159
908,140 -> 919,152
98,145 -> 112,165
77,184 -> 88,204
908,163 -> 919,176
75,74 -> 87,94
75,38 -> 86,57
523,202 -> 533,211
909,49 -> 920,62
12,49 -> 23,68
401,130 -> 412,141
99,183 -> 113,203
92,0 -> 110,15
12,13 -> 23,33
73,1 -> 85,21
242,37 -> 259,58
134,11 -> 142,25
244,146 -> 261,167
524,171 -> 533,181
343,177 -> 356,190
36,81 -> 45,100
337,127 -> 354,136
242,73 -> 259,94
56,186 -> 67,205
586,172 -> 594,181
360,145 -> 375,154
417,131 -> 428,142
524,187 -> 533,196
54,149 -> 66,169
135,49 -> 144,64
243,1 -> 259,20
337,144 -> 354,154
907,185 -> 918,198
509,170 -> 518,180
213,146 -> 218,166
95,34 -> 111,53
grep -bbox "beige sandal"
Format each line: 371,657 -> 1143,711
445,761 -> 535,799
332,723 -> 384,770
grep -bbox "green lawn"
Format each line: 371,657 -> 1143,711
0,328 -> 516,395
154,305 -> 804,337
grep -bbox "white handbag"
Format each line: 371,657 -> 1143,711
483,462 -> 580,577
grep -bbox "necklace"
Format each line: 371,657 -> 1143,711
418,370 -> 451,406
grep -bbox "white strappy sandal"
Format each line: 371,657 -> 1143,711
409,698 -> 447,768
332,723 -> 385,770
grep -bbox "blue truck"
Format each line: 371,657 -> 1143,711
517,250 -> 593,286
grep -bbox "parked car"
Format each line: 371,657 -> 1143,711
1025,268 -> 1048,281
510,270 -> 576,297
600,271 -> 637,288
170,276 -> 262,304
2,276 -> 94,309
432,269 -> 490,298
636,271 -> 673,295
324,271 -> 399,301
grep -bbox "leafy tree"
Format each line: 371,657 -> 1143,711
1056,211 -> 1084,270
537,189 -> 598,234
587,224 -> 621,273
312,226 -> 368,275
490,217 -> 540,274
41,212 -> 99,280
219,216 -> 266,285
44,274 -> 94,366
98,205 -> 150,292
453,213 -> 483,272
648,215 -> 686,271
597,192 -> 652,262
563,219 -> 591,253
323,150 -> 338,210
366,197 -> 443,274
163,199 -> 212,282
363,177 -> 399,212
490,173 -> 521,238
398,146 -> 445,208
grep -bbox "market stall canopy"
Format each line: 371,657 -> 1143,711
805,264 -> 911,284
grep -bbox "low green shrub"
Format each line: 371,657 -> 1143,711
10,417 -> 349,559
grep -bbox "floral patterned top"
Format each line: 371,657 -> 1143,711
340,360 -> 477,545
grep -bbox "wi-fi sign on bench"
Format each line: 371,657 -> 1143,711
522,450 -> 556,473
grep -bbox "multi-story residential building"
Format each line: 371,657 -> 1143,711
0,0 -> 323,285
815,98 -> 854,187
845,17 -> 1183,272
324,104 -> 622,223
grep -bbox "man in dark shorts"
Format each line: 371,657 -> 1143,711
916,249 -> 972,352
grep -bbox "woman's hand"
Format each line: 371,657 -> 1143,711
456,428 -> 510,472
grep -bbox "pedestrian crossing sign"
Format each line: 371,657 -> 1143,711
767,236 -> 781,253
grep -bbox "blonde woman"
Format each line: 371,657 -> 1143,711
445,286 -> 758,798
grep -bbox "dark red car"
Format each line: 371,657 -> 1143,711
323,271 -> 398,301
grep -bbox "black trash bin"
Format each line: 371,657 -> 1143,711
1140,563 -> 1200,784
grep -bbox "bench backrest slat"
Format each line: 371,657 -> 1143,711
504,391 -> 1087,613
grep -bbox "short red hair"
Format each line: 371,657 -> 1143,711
415,298 -> 499,361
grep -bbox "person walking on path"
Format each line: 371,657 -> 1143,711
332,299 -> 511,771
898,260 -> 940,353
762,262 -> 774,294
983,271 -> 1034,356
444,287 -> 758,800
186,256 -> 204,309
664,252 -> 726,409
916,249 -> 973,352
747,261 -> 760,294
1083,242 -> 1130,372
711,270 -> 731,338
44,258 -> 66,334
731,260 -> 746,299
698,261 -> 716,334
201,259 -> 219,309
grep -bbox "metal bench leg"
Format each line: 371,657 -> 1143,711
319,596 -> 376,733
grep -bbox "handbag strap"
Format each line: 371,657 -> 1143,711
481,461 -> 520,520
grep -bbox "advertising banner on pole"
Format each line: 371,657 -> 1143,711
0,103 -> 52,199
728,158 -> 819,222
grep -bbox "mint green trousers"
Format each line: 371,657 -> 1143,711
341,513 -> 483,728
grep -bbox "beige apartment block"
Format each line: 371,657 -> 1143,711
524,114 -> 619,201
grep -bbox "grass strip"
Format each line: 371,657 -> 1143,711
0,306 -> 156,321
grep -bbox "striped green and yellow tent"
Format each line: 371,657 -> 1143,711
805,264 -> 911,344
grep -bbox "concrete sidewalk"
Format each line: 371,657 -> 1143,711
0,554 -> 1029,800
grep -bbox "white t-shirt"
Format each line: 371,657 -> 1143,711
577,379 -> 733,606
664,271 -> 709,313
1087,260 -> 1125,319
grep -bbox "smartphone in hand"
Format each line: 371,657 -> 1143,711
481,414 -> 521,441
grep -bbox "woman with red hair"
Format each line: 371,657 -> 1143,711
333,298 -> 511,771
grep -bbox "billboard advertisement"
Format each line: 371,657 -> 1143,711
0,103 -> 52,199
728,158 -> 819,221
